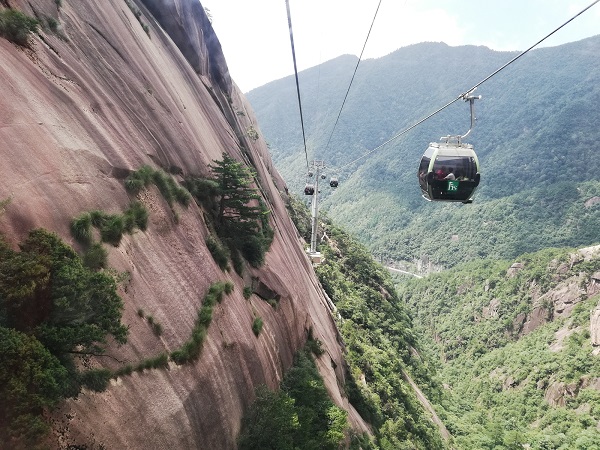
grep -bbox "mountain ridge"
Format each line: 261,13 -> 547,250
248,35 -> 600,270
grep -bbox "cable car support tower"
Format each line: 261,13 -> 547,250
304,160 -> 337,264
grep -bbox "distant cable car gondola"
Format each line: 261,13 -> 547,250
329,176 -> 339,188
304,184 -> 315,195
418,92 -> 481,204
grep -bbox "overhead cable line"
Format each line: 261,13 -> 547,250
339,0 -> 600,171
285,0 -> 310,173
322,0 -> 383,156
338,98 -> 460,170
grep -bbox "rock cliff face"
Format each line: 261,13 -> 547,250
0,0 -> 366,448
506,246 -> 600,341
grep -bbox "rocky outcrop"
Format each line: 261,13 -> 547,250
250,274 -> 284,302
592,306 -> 600,347
544,377 -> 600,407
0,0 -> 367,448
513,270 -> 592,338
588,271 -> 600,297
139,0 -> 232,95
576,244 -> 600,262
482,298 -> 500,318
544,381 -> 580,407
584,196 -> 600,208
549,277 -> 587,318
513,305 -> 552,336
506,262 -> 524,277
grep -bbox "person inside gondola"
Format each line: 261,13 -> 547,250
436,166 -> 447,179
444,168 -> 456,180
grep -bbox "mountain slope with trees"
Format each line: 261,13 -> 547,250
310,216 -> 447,448
2,1 -> 599,448
248,37 -> 600,270
397,245 -> 600,449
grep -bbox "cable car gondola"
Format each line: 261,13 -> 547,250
304,184 -> 315,195
329,176 -> 339,188
418,92 -> 481,204
418,140 -> 480,203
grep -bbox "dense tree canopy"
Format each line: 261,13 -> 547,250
397,248 -> 600,449
0,229 -> 128,446
238,348 -> 348,450
0,327 -> 68,443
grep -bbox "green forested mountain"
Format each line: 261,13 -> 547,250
285,197 -> 600,449
250,39 -> 600,448
243,198 -> 449,448
248,37 -> 600,269
314,219 -> 446,448
396,246 -> 600,449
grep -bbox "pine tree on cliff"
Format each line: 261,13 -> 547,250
209,153 -> 273,267
210,153 -> 262,231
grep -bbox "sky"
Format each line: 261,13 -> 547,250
200,0 -> 600,93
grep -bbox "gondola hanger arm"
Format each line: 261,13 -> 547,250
460,91 -> 481,140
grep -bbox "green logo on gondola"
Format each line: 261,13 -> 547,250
447,180 -> 459,191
